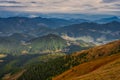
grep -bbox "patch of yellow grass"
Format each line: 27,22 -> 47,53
0,54 -> 7,58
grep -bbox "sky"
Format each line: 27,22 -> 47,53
0,0 -> 120,18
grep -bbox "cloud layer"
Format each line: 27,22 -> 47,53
0,0 -> 120,16
102,0 -> 120,3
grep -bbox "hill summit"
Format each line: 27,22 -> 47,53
28,34 -> 67,53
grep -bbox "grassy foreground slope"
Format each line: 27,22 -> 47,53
53,53 -> 120,80
76,54 -> 120,80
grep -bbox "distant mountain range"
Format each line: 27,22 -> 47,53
57,21 -> 120,43
0,16 -> 89,29
0,16 -> 119,35
95,16 -> 120,23
0,16 -> 120,44
0,17 -> 90,37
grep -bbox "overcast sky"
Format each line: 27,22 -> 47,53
0,0 -> 120,17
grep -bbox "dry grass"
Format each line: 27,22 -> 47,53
72,40 -> 120,57
53,53 -> 120,80
76,55 -> 120,80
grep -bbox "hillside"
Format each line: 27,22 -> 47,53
0,53 -> 66,80
0,17 -> 55,36
0,33 -> 34,55
0,33 -> 93,55
77,54 -> 120,80
0,35 -> 26,55
0,34 -> 67,55
27,34 -> 93,54
27,34 -> 67,54
0,17 -> 89,37
53,53 -> 120,80
18,40 -> 120,80
0,17 -> 120,43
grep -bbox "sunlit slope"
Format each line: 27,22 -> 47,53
76,54 -> 120,80
53,53 -> 120,80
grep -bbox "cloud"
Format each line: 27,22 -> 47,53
0,1 -> 21,4
0,0 -> 119,16
102,0 -> 120,3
